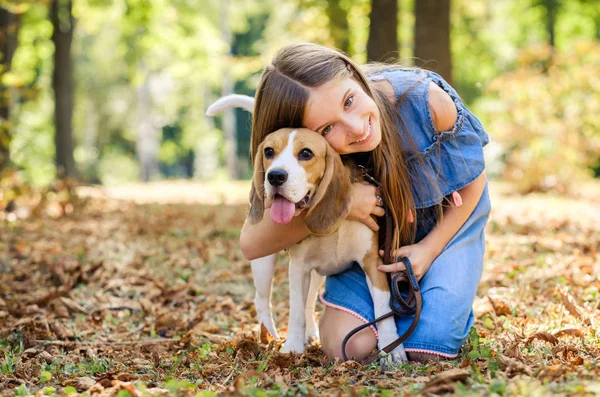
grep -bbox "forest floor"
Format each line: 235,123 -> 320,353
0,180 -> 599,396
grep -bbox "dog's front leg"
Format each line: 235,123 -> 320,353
251,254 -> 280,340
281,259 -> 310,353
363,262 -> 408,363
305,270 -> 324,344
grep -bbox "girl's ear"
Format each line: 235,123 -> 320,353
248,144 -> 265,224
305,144 -> 352,236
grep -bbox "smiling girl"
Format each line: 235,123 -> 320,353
240,42 -> 491,363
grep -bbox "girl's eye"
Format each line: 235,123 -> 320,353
322,125 -> 333,135
264,147 -> 275,159
298,148 -> 313,161
344,95 -> 354,108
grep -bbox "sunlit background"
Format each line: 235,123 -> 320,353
1,0 -> 599,193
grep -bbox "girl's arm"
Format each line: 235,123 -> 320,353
240,210 -> 311,260
378,171 -> 487,280
420,82 -> 487,257
240,182 -> 385,260
419,171 -> 487,259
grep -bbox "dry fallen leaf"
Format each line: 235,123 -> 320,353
557,286 -> 583,320
260,323 -> 275,344
420,368 -> 470,395
525,332 -> 559,346
2,180 -> 599,396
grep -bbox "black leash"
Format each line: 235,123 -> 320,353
340,167 -> 423,364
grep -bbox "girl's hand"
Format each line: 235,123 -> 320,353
377,243 -> 438,281
346,182 -> 385,231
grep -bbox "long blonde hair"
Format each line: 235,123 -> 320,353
251,42 -> 424,251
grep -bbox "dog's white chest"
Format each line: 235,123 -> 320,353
288,220 -> 374,276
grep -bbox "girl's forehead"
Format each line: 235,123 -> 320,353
304,78 -> 361,126
309,77 -> 357,99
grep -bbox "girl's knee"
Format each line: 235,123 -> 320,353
321,327 -> 377,362
319,307 -> 377,362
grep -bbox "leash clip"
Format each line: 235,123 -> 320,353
358,165 -> 381,188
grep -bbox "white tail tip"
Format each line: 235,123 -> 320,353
206,94 -> 255,116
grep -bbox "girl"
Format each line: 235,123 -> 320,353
240,42 -> 491,363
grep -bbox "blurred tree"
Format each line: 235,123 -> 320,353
4,0 -> 599,187
415,0 -> 452,84
123,1 -> 160,182
325,0 -> 350,53
534,0 -> 562,49
50,0 -> 77,178
367,0 -> 398,62
220,0 -> 238,180
0,4 -> 20,172
231,11 -> 268,178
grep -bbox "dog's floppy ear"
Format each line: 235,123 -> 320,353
248,143 -> 266,224
305,144 -> 352,236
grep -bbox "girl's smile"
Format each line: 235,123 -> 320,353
303,78 -> 382,154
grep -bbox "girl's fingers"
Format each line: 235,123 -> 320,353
373,207 -> 385,217
379,248 -> 410,258
378,261 -> 406,273
364,217 -> 380,232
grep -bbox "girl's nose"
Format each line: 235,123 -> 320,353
345,116 -> 364,138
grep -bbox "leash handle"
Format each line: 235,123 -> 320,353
341,257 -> 422,365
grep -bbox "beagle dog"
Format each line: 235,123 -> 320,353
207,96 -> 407,363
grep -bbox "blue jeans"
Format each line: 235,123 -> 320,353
320,183 -> 491,357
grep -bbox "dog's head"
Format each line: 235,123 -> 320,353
248,128 -> 352,236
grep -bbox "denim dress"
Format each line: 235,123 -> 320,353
319,68 -> 492,357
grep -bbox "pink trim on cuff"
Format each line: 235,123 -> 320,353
319,292 -> 379,339
452,191 -> 463,207
405,348 -> 458,358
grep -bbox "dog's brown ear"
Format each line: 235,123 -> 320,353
248,143 -> 265,224
305,144 -> 352,236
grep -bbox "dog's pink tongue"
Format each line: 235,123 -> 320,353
271,196 -> 295,224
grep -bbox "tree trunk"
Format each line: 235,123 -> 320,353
0,8 -> 19,172
326,0 -> 350,54
135,70 -> 160,182
220,0 -> 238,179
414,0 -> 452,85
195,86 -> 219,179
539,0 -> 561,49
367,0 -> 398,63
50,0 -> 78,179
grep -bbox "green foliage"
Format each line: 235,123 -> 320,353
476,40 -> 600,193
14,384 -> 29,396
3,0 -> 600,186
97,148 -> 139,186
8,3 -> 56,186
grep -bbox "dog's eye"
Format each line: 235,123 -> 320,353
298,148 -> 313,161
264,147 -> 275,159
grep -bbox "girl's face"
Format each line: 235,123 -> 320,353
303,77 -> 382,155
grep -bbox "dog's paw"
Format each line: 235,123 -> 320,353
304,324 -> 320,344
378,347 -> 408,367
281,337 -> 305,354
389,344 -> 408,363
254,296 -> 280,340
377,331 -> 408,365
259,321 -> 280,341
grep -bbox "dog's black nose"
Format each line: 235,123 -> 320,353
267,169 -> 288,186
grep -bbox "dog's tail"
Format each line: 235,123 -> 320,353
206,94 -> 255,116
